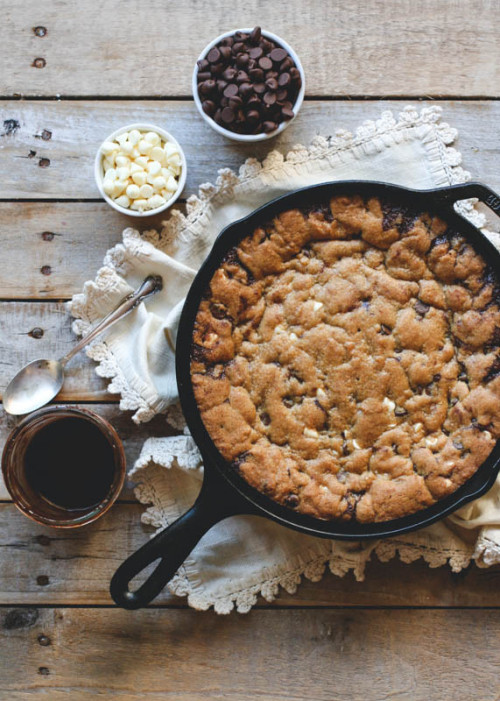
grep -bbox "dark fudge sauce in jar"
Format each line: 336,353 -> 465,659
24,416 -> 116,511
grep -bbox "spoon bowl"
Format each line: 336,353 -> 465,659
3,359 -> 64,416
2,275 -> 163,417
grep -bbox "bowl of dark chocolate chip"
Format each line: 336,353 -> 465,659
193,26 -> 305,141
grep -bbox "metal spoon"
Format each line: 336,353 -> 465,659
3,275 -> 163,416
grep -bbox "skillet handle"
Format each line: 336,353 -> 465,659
430,182 -> 500,217
110,469 -> 249,609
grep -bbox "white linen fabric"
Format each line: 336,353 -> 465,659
71,106 -> 500,613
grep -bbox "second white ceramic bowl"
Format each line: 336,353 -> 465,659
192,28 -> 305,142
94,123 -> 187,217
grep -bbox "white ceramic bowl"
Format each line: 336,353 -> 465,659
94,123 -> 187,217
192,28 -> 305,142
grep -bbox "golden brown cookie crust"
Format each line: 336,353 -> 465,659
191,195 -> 500,523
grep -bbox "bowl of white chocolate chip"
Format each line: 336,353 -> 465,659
94,123 -> 187,216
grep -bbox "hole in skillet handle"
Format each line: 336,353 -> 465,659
428,182 -> 500,220
110,466 -> 250,609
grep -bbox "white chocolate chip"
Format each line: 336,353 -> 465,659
101,141 -> 120,155
114,195 -> 130,208
121,141 -> 133,155
425,436 -> 438,447
145,131 -> 161,145
148,194 -> 166,210
132,171 -> 147,187
150,146 -> 166,164
316,388 -> 327,400
103,180 -> 115,195
138,139 -> 153,155
382,397 -> 396,412
152,176 -> 167,191
103,168 -> 116,181
115,155 -> 130,167
135,156 -> 148,168
126,183 -> 140,199
147,160 -> 161,176
112,180 -> 128,197
116,166 -> 130,180
139,184 -> 154,198
115,132 -> 129,146
414,423 -> 423,431
166,175 -> 178,191
289,332 -> 298,341
312,301 -> 323,311
352,439 -> 361,450
128,129 -> 141,145
304,428 -> 318,438
130,198 -> 148,211
164,142 -> 178,158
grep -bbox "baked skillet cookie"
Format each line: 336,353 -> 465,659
190,194 -> 500,523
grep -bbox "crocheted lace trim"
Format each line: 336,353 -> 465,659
70,105 -> 494,424
131,434 -> 496,613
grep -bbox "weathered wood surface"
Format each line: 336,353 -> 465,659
3,607 -> 500,700
0,404 -> 176,500
1,100 -> 500,201
1,0 -> 498,98
1,501 -> 500,608
0,302 -> 110,399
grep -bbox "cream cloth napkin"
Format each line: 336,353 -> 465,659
71,106 -> 500,613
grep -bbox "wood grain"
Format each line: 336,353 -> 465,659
3,607 -> 500,699
0,100 -> 499,200
0,302 -> 109,399
1,0 -> 499,97
1,501 -> 500,608
0,404 -> 176,500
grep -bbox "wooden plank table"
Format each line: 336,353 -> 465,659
1,1 -> 500,698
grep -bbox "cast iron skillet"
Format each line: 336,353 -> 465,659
111,180 -> 500,609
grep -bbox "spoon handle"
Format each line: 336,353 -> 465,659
62,275 -> 163,366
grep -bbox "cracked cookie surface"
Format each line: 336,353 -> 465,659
190,194 -> 500,522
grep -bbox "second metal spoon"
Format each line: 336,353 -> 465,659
3,275 -> 163,416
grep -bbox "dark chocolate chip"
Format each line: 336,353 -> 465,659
232,41 -> 245,54
263,120 -> 277,133
207,47 -> 221,63
249,67 -> 264,82
197,59 -> 209,71
260,412 -> 271,426
278,72 -> 291,87
236,70 -> 249,84
259,56 -> 273,70
239,82 -> 253,98
249,46 -> 263,59
197,71 -> 211,82
266,77 -> 278,91
202,100 -> 216,116
221,107 -> 235,123
280,57 -> 294,71
270,47 -> 288,63
253,82 -> 266,94
219,46 -> 232,61
415,300 -> 430,315
281,106 -> 294,120
223,83 -> 239,98
200,79 -> 216,95
249,26 -> 262,44
246,109 -> 261,124
236,53 -> 249,67
211,62 -> 224,75
263,91 -> 277,105
229,95 -> 243,109
222,67 -> 237,81
284,493 -> 299,508
276,88 -> 288,101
